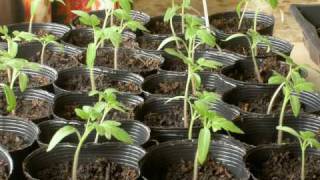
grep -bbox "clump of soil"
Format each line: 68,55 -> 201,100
90,49 -> 161,75
225,56 -> 288,84
58,74 -> 140,94
0,160 -> 9,180
0,97 -> 51,121
30,50 -> 82,71
0,132 -> 28,151
37,158 -> 138,180
0,72 -> 50,88
211,16 -> 267,34
146,20 -> 182,34
253,151 -> 320,180
165,157 -> 235,180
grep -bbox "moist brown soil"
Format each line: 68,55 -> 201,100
165,157 -> 235,180
225,56 -> 288,84
161,59 -> 221,73
0,160 -> 9,180
37,158 -> 138,180
138,38 -> 163,50
58,73 -> 140,94
91,49 -> 161,74
254,151 -> 320,180
147,21 -> 182,34
0,132 -> 27,151
30,50 -> 82,71
57,103 -> 135,121
0,72 -> 50,88
221,43 -> 277,57
211,16 -> 266,34
0,96 -> 51,121
74,17 -> 122,29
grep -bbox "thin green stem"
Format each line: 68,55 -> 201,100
94,107 -> 110,143
170,18 -> 180,49
28,15 -> 34,33
277,96 -> 289,144
251,47 -> 263,83
202,0 -> 210,30
301,145 -> 306,180
192,150 -> 199,180
181,5 -> 185,34
188,113 -> 197,140
267,82 -> 285,114
40,43 -> 47,65
238,2 -> 248,30
114,47 -> 118,70
253,9 -> 259,32
89,69 -> 96,91
183,71 -> 191,128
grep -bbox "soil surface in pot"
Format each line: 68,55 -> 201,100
211,16 -> 266,34
74,18 -> 122,29
0,160 -> 9,180
165,157 -> 235,180
225,56 -> 287,84
91,49 -> 160,74
253,151 -> 320,180
221,43 -> 278,57
58,102 -> 135,121
37,158 -> 138,180
0,132 -> 27,151
0,72 -> 50,88
162,59 -> 221,73
30,50 -> 81,71
0,97 -> 51,121
147,21 -> 182,34
58,74 -> 140,93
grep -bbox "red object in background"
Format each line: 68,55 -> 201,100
23,0 -> 52,22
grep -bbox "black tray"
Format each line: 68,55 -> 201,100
291,4 -> 320,65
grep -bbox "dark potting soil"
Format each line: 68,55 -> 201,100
162,59 -> 221,73
58,103 -> 135,121
211,16 -> 266,34
138,38 -> 163,50
37,158 -> 138,180
30,50 -> 82,71
238,93 -> 282,114
58,73 -> 140,94
221,43 -> 276,57
254,151 -> 320,180
147,21 -> 182,34
74,17 -> 122,29
225,56 -> 288,84
0,97 -> 51,121
0,132 -> 28,151
165,157 -> 235,180
0,72 -> 50,88
0,160 -> 9,180
92,49 -> 161,73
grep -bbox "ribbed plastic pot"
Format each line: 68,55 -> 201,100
0,89 -> 54,124
209,11 -> 275,39
136,34 -> 167,56
38,119 -> 150,146
0,145 -> 13,179
0,116 -> 39,180
23,143 -> 146,180
53,67 -> 144,95
218,35 -> 293,58
62,28 -> 136,50
135,97 -> 240,143
72,10 -> 150,28
79,47 -> 164,77
234,113 -> 320,146
53,92 -> 144,121
245,144 -> 320,179
144,15 -> 183,36
160,50 -> 244,74
16,41 -> 83,72
140,139 -> 250,180
296,91 -> 320,113
7,23 -> 70,40
142,72 -> 235,98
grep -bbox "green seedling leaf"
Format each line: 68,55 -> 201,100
290,94 -> 301,117
114,9 -> 131,21
212,116 -> 244,134
268,0 -> 278,9
191,73 -> 201,89
182,0 -> 191,8
110,125 -> 133,144
47,126 -> 80,152
75,108 -> 90,121
7,41 -> 18,58
196,29 -> 216,47
86,0 -> 96,8
236,0 -> 246,17
294,82 -> 314,93
164,6 -> 180,22
86,43 -> 96,68
2,84 -> 16,113
224,33 -> 246,41
119,0 -> 132,12
19,73 -> 29,92
197,58 -> 222,69
72,10 -> 100,27
197,127 -> 211,165
31,0 -> 42,16
126,21 -> 149,32
276,126 -> 300,139
158,36 -> 185,50
268,72 -> 286,84
164,48 -> 189,64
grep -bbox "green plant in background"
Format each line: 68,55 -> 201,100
191,91 -> 244,180
158,14 -> 220,128
88,88 -> 127,143
28,0 -> 65,33
277,126 -> 320,180
47,100 -> 133,180
32,35 -> 60,65
164,0 -> 182,49
267,55 -> 314,144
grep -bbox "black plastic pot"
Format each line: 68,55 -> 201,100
16,42 -> 83,72
136,34 -> 167,56
135,97 -> 240,143
218,35 -> 293,58
234,113 -> 320,146
80,47 -> 164,77
297,91 -> 320,113
0,116 -> 39,180
72,10 -> 150,28
0,145 -> 13,179
209,11 -> 275,39
7,22 -> 70,40
142,72 -> 235,98
53,67 -> 144,95
0,89 -> 54,124
62,28 -> 137,50
140,139 -> 250,180
38,119 -> 150,146
23,143 -> 146,180
53,92 -> 144,121
245,144 -> 320,179
160,50 -> 244,74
